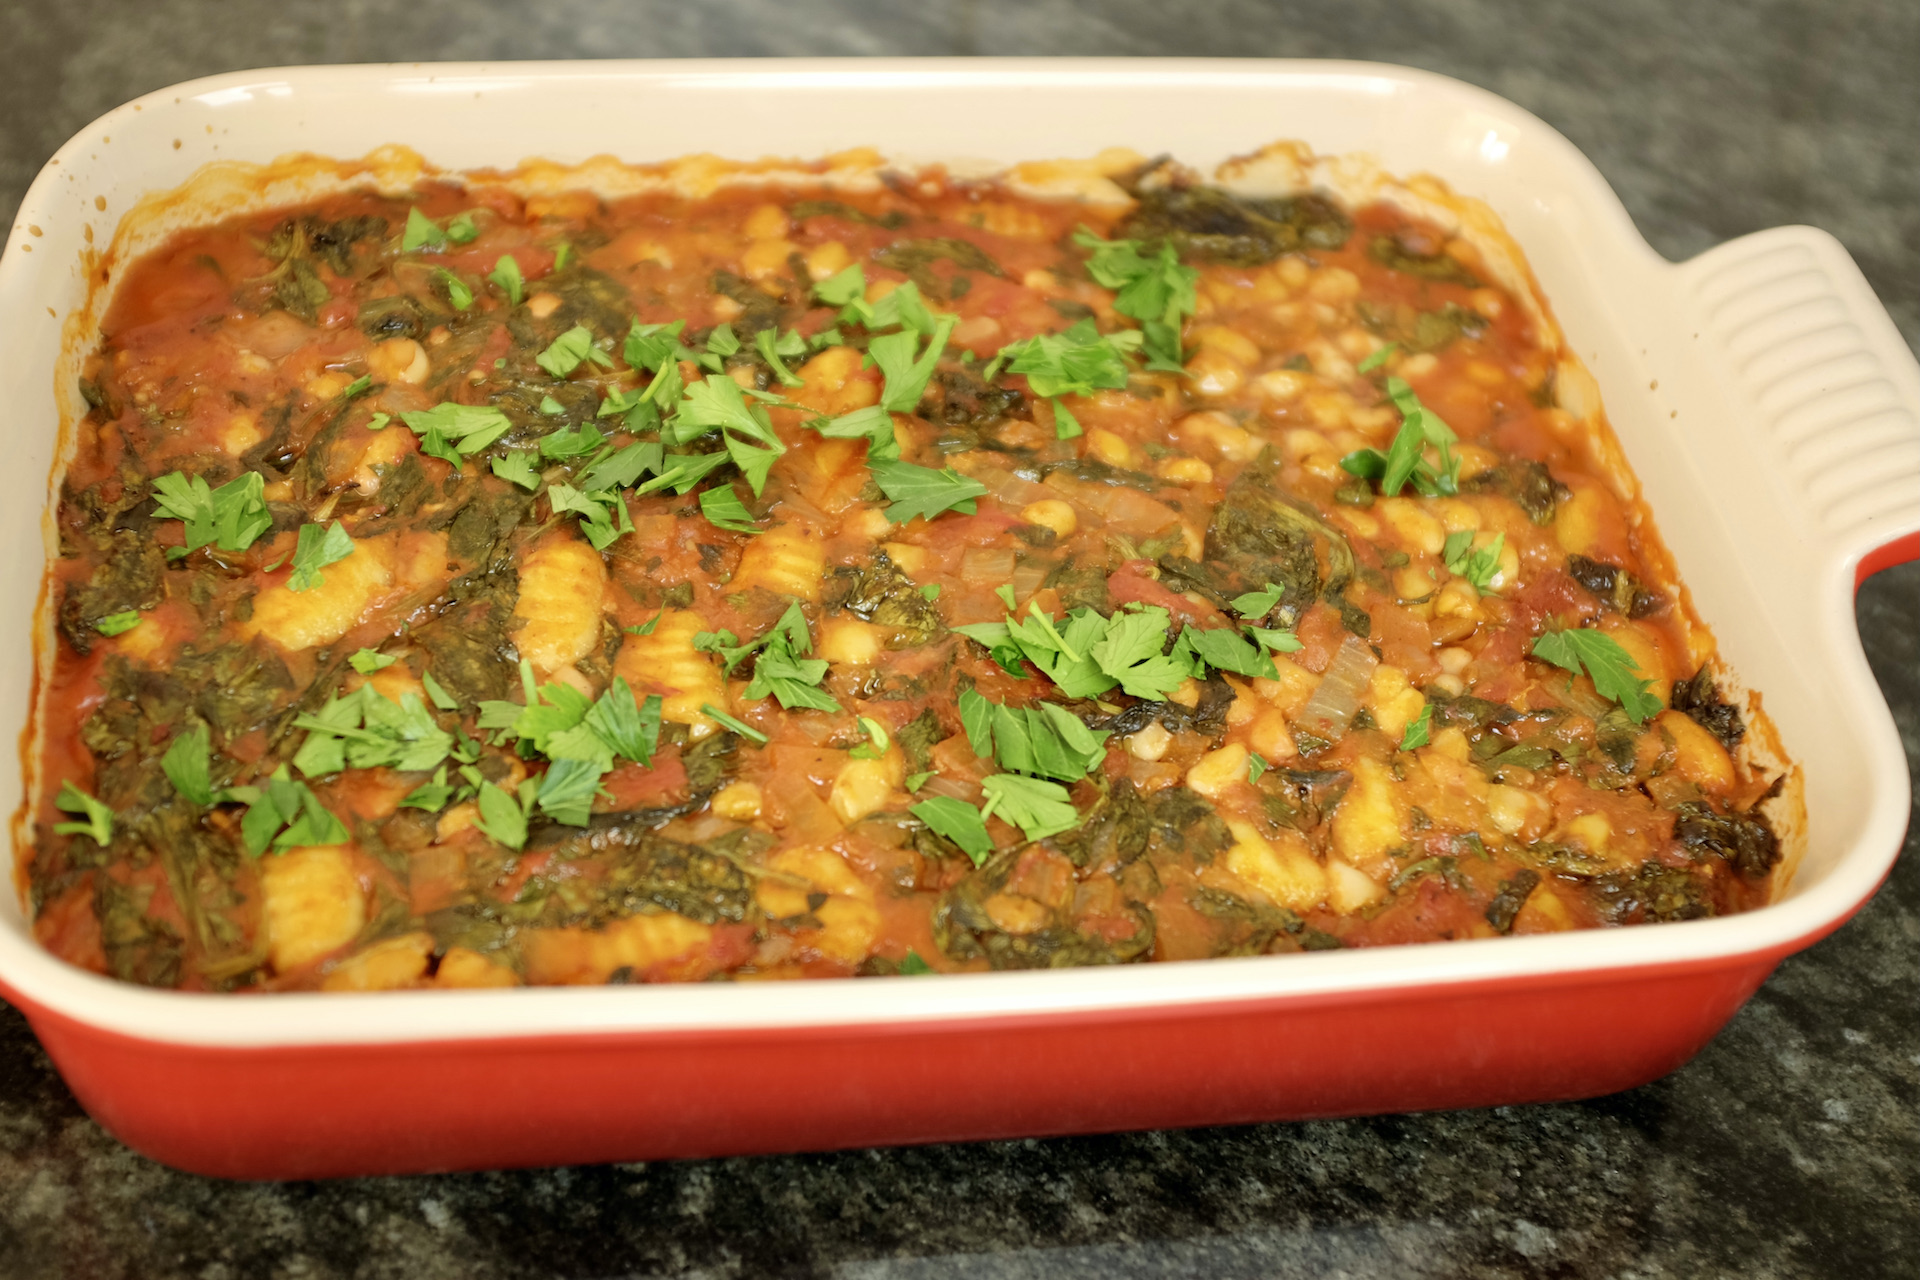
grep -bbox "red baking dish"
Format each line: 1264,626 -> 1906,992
1,59 -> 1914,1179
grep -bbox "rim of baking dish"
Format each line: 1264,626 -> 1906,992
0,59 -> 1909,1049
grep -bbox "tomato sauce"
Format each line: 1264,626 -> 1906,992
26,154 -> 1785,992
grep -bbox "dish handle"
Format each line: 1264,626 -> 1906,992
1672,225 -> 1920,591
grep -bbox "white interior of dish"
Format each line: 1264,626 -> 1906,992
0,60 -> 1911,1048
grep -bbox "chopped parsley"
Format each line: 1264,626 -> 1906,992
698,484 -> 762,534
401,207 -> 447,252
957,688 -> 1108,783
94,611 -> 142,637
1443,530 -> 1506,592
537,325 -> 616,378
349,648 -> 398,674
868,459 -> 988,524
150,470 -> 272,559
1338,376 -> 1461,497
700,604 -> 839,713
286,521 -> 355,593
491,450 -> 543,491
1073,228 -> 1198,373
291,683 -> 454,777
489,254 -> 524,306
53,782 -> 113,845
400,403 -> 513,464
1531,627 -> 1663,724
979,773 -> 1081,841
1399,703 -> 1433,751
236,765 -> 350,855
911,795 -> 994,863
435,268 -> 474,311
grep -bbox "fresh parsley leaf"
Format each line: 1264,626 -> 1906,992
399,765 -> 456,812
898,951 -> 937,975
421,670 -> 460,711
236,765 -> 349,854
724,433 -> 782,498
576,442 -> 662,491
400,403 -> 513,457
866,280 -> 941,336
698,484 -> 762,534
552,240 -> 573,270
489,254 -> 524,306
401,206 -> 446,252
807,404 -> 898,464
979,773 -> 1081,841
1072,229 -> 1197,371
699,703 -> 769,744
1531,628 -> 1663,724
292,684 -> 454,776
367,412 -> 391,431
349,648 -> 398,674
904,770 -> 935,792
150,470 -> 272,556
535,757 -> 607,827
634,451 -> 729,496
994,585 -> 1018,610
160,723 -> 214,806
474,780 -> 529,850
491,450 -> 542,491
1049,397 -> 1083,441
547,483 -> 632,550
625,611 -> 664,637
444,211 -> 479,244
94,610 -> 142,637
583,678 -> 661,766
754,328 -> 806,387
624,319 -> 690,373
919,583 -> 940,601
52,781 -> 114,845
539,395 -> 567,416
1250,627 -> 1304,654
1357,342 -> 1398,374
1087,605 -> 1187,700
956,689 -> 1107,782
675,375 -> 782,448
1230,582 -> 1286,618
342,374 -> 373,399
869,315 -> 957,414
287,521 -> 355,592
1181,626 -> 1279,681
537,325 -> 613,378
995,319 -> 1131,399
813,263 -> 867,307
848,716 -> 891,760
738,603 -> 840,712
705,323 -> 741,360
1248,753 -> 1269,784
868,459 -> 988,524
1399,703 -> 1433,751
435,268 -> 474,311
1443,531 -> 1506,592
911,795 -> 994,863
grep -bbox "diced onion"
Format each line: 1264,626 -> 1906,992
1296,635 -> 1378,740
961,547 -> 1016,586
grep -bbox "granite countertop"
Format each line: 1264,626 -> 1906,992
1,2 -> 1914,1276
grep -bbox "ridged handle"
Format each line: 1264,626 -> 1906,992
1674,226 -> 1920,577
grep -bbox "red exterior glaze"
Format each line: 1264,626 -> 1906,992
8,952 -> 1784,1180
0,534 -> 1902,1180
1856,530 -> 1920,589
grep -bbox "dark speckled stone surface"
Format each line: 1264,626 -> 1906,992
0,2 -> 1914,1276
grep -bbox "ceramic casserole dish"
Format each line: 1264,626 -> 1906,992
1,59 -> 1914,1180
